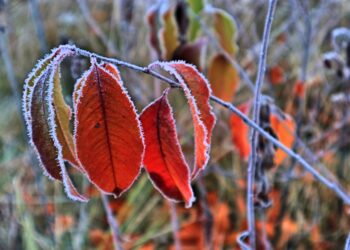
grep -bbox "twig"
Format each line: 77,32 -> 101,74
247,0 -> 277,248
28,0 -> 48,53
76,0 -> 117,55
237,231 -> 251,250
68,44 -> 350,206
101,194 -> 123,250
345,233 -> 350,250
169,202 -> 181,250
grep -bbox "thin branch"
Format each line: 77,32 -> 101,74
67,45 -> 350,205
247,0 -> 277,248
237,231 -> 251,250
169,202 -> 181,250
101,194 -> 123,250
345,233 -> 350,250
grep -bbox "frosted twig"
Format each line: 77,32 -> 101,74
246,0 -> 277,248
237,231 -> 251,250
169,202 -> 181,250
101,194 -> 123,250
345,233 -> 350,250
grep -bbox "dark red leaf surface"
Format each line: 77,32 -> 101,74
140,89 -> 194,208
74,62 -> 143,197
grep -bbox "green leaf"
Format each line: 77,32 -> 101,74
211,8 -> 238,55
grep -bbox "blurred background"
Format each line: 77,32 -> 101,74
1,0 -> 350,249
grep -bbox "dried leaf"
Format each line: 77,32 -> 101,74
140,89 -> 194,208
53,69 -> 80,168
146,5 -> 162,58
74,62 -> 143,197
270,113 -> 296,165
172,38 -> 206,70
28,51 -> 87,202
158,5 -> 180,60
211,8 -> 238,55
293,80 -> 305,98
175,0 -> 190,40
23,47 -> 63,134
208,53 -> 239,102
268,65 -> 285,85
230,101 -> 251,160
149,61 -> 216,178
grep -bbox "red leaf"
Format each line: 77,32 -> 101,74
140,89 -> 195,208
268,65 -> 285,85
149,61 -> 216,179
230,101 -> 251,161
293,80 -> 305,98
270,113 -> 296,165
74,61 -> 144,197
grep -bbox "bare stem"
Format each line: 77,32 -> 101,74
101,194 -> 123,250
169,202 -> 181,250
237,232 -> 251,250
66,44 -> 350,206
247,0 -> 277,248
345,233 -> 350,250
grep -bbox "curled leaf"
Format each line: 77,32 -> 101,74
27,49 -> 87,202
140,89 -> 194,208
158,5 -> 180,60
208,53 -> 239,102
74,62 -> 144,197
23,47 -> 63,135
149,61 -> 216,178
53,69 -> 80,168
